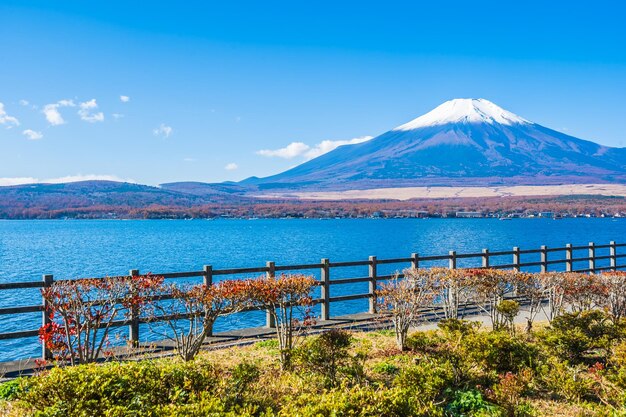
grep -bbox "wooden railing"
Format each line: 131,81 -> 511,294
1,241 -> 625,361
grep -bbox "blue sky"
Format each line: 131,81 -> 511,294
1,1 -> 625,186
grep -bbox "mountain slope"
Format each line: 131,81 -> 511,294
246,99 -> 626,190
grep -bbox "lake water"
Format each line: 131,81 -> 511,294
1,218 -> 625,362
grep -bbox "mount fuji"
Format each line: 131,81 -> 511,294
243,99 -> 626,191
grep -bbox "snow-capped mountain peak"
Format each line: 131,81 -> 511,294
393,98 -> 531,131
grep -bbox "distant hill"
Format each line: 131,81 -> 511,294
0,181 -> 247,218
244,98 -> 626,190
159,181 -> 250,196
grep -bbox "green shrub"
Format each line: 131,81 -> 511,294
491,370 -> 535,417
295,329 -> 361,387
496,300 -> 520,334
405,330 -> 444,353
394,358 -> 454,403
538,357 -> 594,402
540,310 -> 626,363
445,389 -> 501,417
372,361 -> 400,375
438,318 -> 481,336
463,330 -> 539,374
278,385 -> 444,417
0,378 -> 24,401
18,358 -> 220,416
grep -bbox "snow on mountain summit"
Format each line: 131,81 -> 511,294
393,98 -> 531,131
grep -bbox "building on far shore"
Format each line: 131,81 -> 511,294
455,211 -> 483,218
538,211 -> 554,218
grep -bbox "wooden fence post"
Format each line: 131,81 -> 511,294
589,242 -> 596,273
411,253 -> 419,269
482,249 -> 490,268
203,265 -> 213,336
129,269 -> 140,347
203,265 -> 213,287
41,274 -> 54,360
368,256 -> 377,314
320,258 -> 330,321
540,246 -> 548,273
265,262 -> 276,328
565,244 -> 573,272
513,247 -> 521,271
610,241 -> 617,272
449,251 -> 457,270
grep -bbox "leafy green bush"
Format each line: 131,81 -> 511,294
538,357 -> 594,402
445,389 -> 500,417
394,358 -> 454,403
295,329 -> 362,387
491,370 -> 535,417
278,385 -> 445,417
496,300 -> 520,334
372,361 -> 400,375
0,378 -> 24,401
438,318 -> 481,336
405,330 -> 444,353
539,310 -> 626,363
18,359 -> 220,416
463,330 -> 539,374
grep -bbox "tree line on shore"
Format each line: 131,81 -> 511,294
3,194 -> 625,219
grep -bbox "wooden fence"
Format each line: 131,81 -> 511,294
1,241 -> 625,361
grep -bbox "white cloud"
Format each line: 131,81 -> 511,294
22,129 -> 43,140
0,102 -> 20,128
42,99 -> 75,125
0,177 -> 38,186
0,174 -> 135,187
153,123 -> 173,138
304,136 -> 373,160
120,95 -> 130,103
257,142 -> 311,159
19,99 -> 29,106
112,113 -> 124,119
183,158 -> 196,162
256,136 -> 373,160
44,174 -> 132,184
78,99 -> 104,123
225,162 -> 238,170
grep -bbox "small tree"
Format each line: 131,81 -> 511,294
377,268 -> 436,351
40,274 -> 163,365
597,271 -> 626,320
539,272 -> 567,322
562,272 -> 604,313
496,300 -> 520,335
295,329 -> 355,387
147,279 -> 249,361
466,268 -> 514,330
245,274 -> 316,370
514,272 -> 548,332
430,268 -> 472,320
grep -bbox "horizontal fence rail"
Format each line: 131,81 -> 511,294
1,241 -> 625,361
